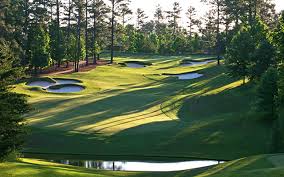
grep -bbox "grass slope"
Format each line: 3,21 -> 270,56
14,55 -> 272,161
2,154 -> 284,177
0,158 -> 205,177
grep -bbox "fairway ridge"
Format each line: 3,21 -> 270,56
14,55 -> 270,165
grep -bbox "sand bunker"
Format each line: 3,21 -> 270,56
47,85 -> 84,93
27,81 -> 54,88
27,78 -> 84,93
126,63 -> 146,68
181,60 -> 215,67
166,73 -> 204,80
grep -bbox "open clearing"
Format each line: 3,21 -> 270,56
15,55 -> 271,161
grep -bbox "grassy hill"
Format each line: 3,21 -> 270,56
10,55 -> 275,174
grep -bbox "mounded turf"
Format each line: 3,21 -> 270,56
2,154 -> 284,177
14,55 -> 272,161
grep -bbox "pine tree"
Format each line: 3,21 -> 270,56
109,0 -> 130,64
89,0 -> 109,64
186,6 -> 199,38
225,26 -> 254,83
273,11 -> 284,63
201,0 -> 224,65
0,0 -> 30,161
28,23 -> 51,74
166,2 -> 182,37
136,8 -> 148,30
73,0 -> 85,72
154,4 -> 164,35
256,67 -> 278,120
119,1 -> 132,27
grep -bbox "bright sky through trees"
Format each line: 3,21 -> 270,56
129,0 -> 284,26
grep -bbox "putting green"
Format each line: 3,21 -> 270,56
14,55 -> 272,161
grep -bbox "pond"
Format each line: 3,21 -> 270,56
49,159 -> 223,172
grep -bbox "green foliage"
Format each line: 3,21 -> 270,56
226,18 -> 275,81
278,64 -> 284,105
65,34 -> 77,62
79,37 -> 86,61
0,39 -> 29,161
28,24 -> 50,69
225,26 -> 253,82
65,34 -> 86,63
49,21 -> 65,66
93,42 -> 102,55
171,34 -> 187,54
251,38 -> 276,79
273,12 -> 284,62
256,67 -> 278,120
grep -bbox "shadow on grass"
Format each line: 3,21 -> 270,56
23,64 -> 272,161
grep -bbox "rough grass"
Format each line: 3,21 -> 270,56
13,55 -> 272,162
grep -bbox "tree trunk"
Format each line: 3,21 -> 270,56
50,1 -> 53,21
23,0 -> 29,65
56,0 -> 61,67
75,9 -> 81,72
110,0 -> 115,64
216,2 -> 221,65
254,0 -> 257,19
67,0 -> 71,42
122,13 -> 125,27
92,2 -> 97,65
85,0 -> 89,66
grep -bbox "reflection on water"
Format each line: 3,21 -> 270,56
50,160 -> 223,172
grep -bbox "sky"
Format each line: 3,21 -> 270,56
128,0 -> 284,26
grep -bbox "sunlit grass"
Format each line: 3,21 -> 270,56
2,154 -> 284,177
12,55 -> 271,162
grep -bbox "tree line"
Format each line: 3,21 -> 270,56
1,0 -> 280,73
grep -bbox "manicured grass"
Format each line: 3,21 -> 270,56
14,55 -> 272,162
26,77 -> 57,84
196,154 -> 284,177
0,158 -> 197,177
2,154 -> 284,177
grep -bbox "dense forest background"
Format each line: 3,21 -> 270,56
0,0 -> 282,72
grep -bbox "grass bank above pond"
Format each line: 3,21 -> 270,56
1,154 -> 284,177
0,158 -> 207,177
14,55 -> 272,162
